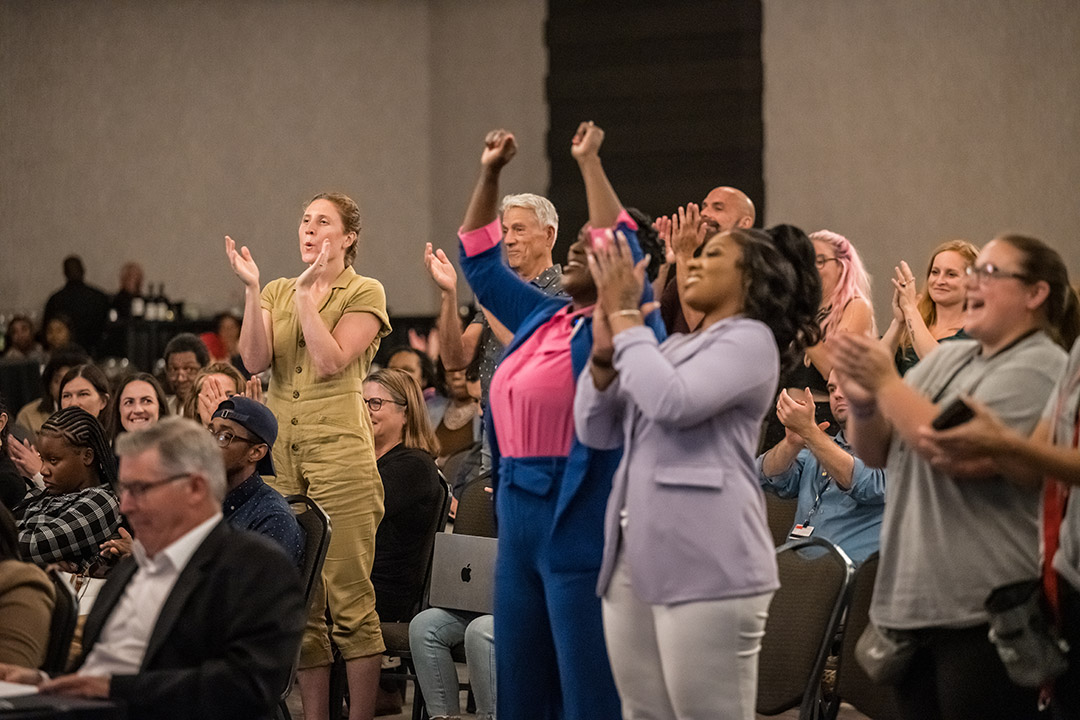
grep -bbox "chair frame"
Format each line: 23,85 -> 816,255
41,567 -> 79,675
758,536 -> 855,720
277,495 -> 332,720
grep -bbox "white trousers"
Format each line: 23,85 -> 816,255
601,552 -> 773,720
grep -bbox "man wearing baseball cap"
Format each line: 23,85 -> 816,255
210,396 -> 304,567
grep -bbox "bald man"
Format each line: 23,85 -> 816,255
659,185 -> 756,333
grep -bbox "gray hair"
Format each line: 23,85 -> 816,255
499,193 -> 558,239
116,416 -> 227,503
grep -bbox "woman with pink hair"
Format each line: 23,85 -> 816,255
761,229 -> 874,449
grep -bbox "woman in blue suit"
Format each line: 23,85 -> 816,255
450,123 -> 663,720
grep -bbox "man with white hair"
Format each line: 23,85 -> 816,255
0,416 -> 306,720
425,192 -> 564,437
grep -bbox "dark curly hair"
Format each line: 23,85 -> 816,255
725,226 -> 822,372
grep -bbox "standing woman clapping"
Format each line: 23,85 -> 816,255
226,193 -> 390,720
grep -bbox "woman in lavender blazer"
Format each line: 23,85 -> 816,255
575,225 -> 822,720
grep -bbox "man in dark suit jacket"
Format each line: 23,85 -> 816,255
0,417 -> 306,719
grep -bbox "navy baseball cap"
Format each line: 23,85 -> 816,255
212,396 -> 277,477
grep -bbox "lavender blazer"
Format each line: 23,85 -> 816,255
574,318 -> 781,604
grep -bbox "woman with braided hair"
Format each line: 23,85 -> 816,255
14,406 -> 120,570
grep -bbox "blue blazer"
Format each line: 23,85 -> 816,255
459,219 -> 664,572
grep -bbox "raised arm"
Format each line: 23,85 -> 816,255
462,129 -> 516,233
424,243 -> 482,371
571,121 -> 622,229
225,236 -> 274,374
892,261 -> 941,360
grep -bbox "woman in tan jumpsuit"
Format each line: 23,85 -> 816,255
226,192 -> 390,720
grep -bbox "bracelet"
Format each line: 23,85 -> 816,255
591,355 -> 614,369
607,309 -> 641,322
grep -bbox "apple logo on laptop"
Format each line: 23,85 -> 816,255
460,564 -> 472,583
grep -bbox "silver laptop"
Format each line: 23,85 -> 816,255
427,532 -> 497,614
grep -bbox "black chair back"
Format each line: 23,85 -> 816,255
832,552 -> 903,719
764,490 -> 798,546
453,473 -> 496,538
278,496 -> 332,719
42,568 -> 79,675
757,537 -> 854,719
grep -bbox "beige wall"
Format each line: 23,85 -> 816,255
763,0 -> 1080,327
0,0 -> 548,321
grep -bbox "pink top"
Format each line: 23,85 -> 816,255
489,305 -> 593,458
459,219 -> 502,257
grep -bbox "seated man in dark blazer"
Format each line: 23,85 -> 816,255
0,416 -> 306,720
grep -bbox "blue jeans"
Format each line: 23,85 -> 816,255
408,608 -> 495,719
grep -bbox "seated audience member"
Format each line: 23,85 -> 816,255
15,407 -> 120,570
58,364 -> 110,420
758,370 -> 885,564
761,227 -> 875,450
180,361 -> 251,425
881,239 -> 979,375
107,373 -> 170,442
43,316 -> 79,355
0,394 -> 27,511
14,347 -> 89,441
410,609 -> 496,720
0,505 -> 55,668
364,368 -> 443,622
387,346 -> 446,426
654,186 -> 756,334
199,312 -> 243,365
209,397 -> 304,566
110,261 -> 144,320
43,255 -> 110,356
0,417 -> 306,719
832,234 -> 1076,720
162,333 -> 210,414
435,366 -> 482,466
3,315 -> 45,362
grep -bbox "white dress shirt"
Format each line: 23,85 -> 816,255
78,512 -> 223,678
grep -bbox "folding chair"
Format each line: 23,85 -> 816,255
276,495 -> 332,720
452,472 -> 496,538
764,490 -> 799,546
757,537 -> 855,720
41,568 -> 79,675
827,552 -> 902,720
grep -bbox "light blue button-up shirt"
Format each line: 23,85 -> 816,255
757,431 -> 886,564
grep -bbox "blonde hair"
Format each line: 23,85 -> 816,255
908,239 -> 979,346
365,368 -> 440,457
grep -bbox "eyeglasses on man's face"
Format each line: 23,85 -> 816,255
966,263 -> 1031,284
116,472 -> 192,499
207,427 -> 260,449
364,397 -> 405,412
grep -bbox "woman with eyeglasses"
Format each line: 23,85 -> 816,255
226,192 -> 391,720
760,230 -> 874,450
882,240 -> 980,375
363,368 -> 442,624
832,234 -> 1079,720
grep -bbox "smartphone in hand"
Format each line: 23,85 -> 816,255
931,397 -> 975,430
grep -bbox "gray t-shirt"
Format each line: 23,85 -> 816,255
1050,338 -> 1080,591
871,333 -> 1067,630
